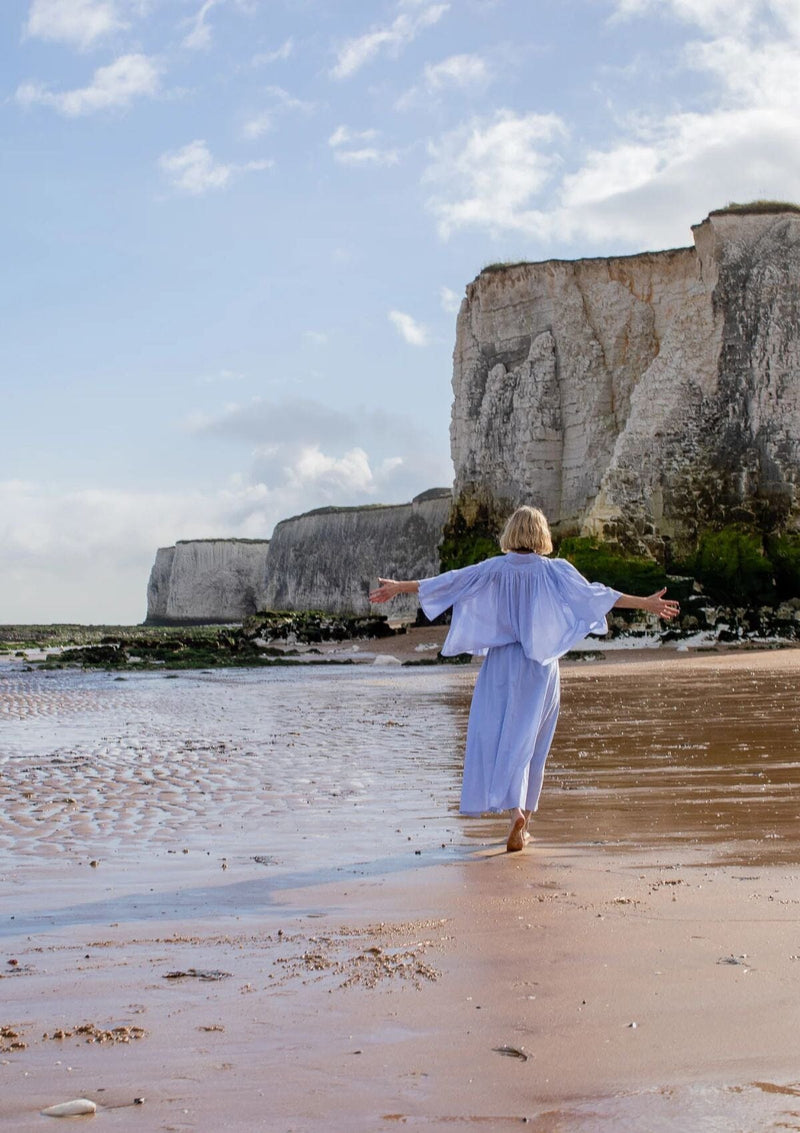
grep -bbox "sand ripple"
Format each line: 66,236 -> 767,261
0,668 -> 469,864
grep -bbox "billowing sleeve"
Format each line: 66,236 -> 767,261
418,560 -> 492,621
527,558 -> 622,663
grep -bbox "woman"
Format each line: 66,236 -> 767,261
370,505 -> 679,852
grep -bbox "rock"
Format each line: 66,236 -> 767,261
451,208 -> 800,558
146,490 -> 451,622
42,1098 -> 97,1117
261,489 -> 452,618
146,539 -> 271,625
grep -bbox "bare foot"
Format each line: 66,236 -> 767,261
506,814 -> 526,853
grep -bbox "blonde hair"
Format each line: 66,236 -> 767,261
499,506 -> 553,555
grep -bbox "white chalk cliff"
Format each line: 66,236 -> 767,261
451,208 -> 800,556
145,491 -> 451,623
261,489 -> 452,619
146,539 -> 270,624
146,207 -> 800,621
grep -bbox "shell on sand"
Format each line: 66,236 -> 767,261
42,1098 -> 97,1117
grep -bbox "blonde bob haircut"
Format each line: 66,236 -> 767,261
499,506 -> 553,555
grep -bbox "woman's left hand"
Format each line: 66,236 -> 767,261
369,578 -> 399,604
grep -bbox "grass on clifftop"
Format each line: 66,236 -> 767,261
711,199 -> 800,216
479,259 -> 533,274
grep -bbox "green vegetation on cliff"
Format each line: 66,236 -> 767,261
768,533 -> 800,600
558,537 -> 668,594
674,526 -> 800,606
711,200 -> 800,216
439,506 -> 501,573
686,526 -> 774,605
438,510 -> 800,609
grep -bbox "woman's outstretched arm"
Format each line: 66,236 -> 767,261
369,577 -> 419,603
614,588 -> 680,619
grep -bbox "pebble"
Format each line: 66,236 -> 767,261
42,1098 -> 97,1117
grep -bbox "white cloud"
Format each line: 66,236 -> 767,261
250,37 -> 294,66
424,52 -> 488,90
329,125 -> 377,147
331,1 -> 449,79
424,109 -> 567,238
691,32 -> 800,110
0,393 -> 452,621
388,309 -> 429,346
421,5 -> 800,251
267,85 -> 313,111
611,0 -> 760,34
185,394 -> 450,496
159,140 -> 272,195
16,53 -> 161,116
329,125 -> 398,166
182,0 -> 263,51
283,446 -> 376,495
182,0 -> 220,50
552,108 -> 800,248
0,478 -> 267,623
397,52 -> 489,108
334,147 -> 400,167
242,112 -> 273,139
242,86 -> 314,140
440,286 -> 461,313
0,442 -> 449,623
25,0 -> 126,49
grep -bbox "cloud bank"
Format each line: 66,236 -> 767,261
425,2 -> 800,250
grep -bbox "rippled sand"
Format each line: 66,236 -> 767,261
3,649 -> 800,1131
0,666 -> 470,881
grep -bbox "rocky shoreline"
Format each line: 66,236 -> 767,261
3,594 -> 800,672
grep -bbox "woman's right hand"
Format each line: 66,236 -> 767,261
642,588 -> 680,620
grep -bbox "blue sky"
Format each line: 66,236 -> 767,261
3,0 -> 800,623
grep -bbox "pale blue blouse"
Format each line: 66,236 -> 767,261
418,553 -> 621,665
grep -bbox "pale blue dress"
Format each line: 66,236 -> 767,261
418,553 -> 621,816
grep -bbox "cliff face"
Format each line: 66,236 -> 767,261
452,210 -> 800,556
261,489 -> 452,618
145,539 -> 270,625
145,490 -> 451,623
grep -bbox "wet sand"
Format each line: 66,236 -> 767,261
2,648 -> 800,1130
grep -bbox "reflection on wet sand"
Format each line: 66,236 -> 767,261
453,652 -> 800,866
4,650 -> 800,1132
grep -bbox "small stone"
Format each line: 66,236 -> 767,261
42,1099 -> 97,1117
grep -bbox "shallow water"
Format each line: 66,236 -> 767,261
0,667 -> 471,857
2,656 -> 800,913
545,661 -> 800,865
385,1080 -> 800,1131
4,658 -> 800,1132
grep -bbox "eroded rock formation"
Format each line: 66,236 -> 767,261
145,490 -> 452,623
146,539 -> 270,625
261,489 -> 452,618
451,208 -> 800,558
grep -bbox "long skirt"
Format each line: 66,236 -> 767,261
460,642 -> 560,816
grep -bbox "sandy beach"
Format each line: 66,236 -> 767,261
3,645 -> 800,1131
